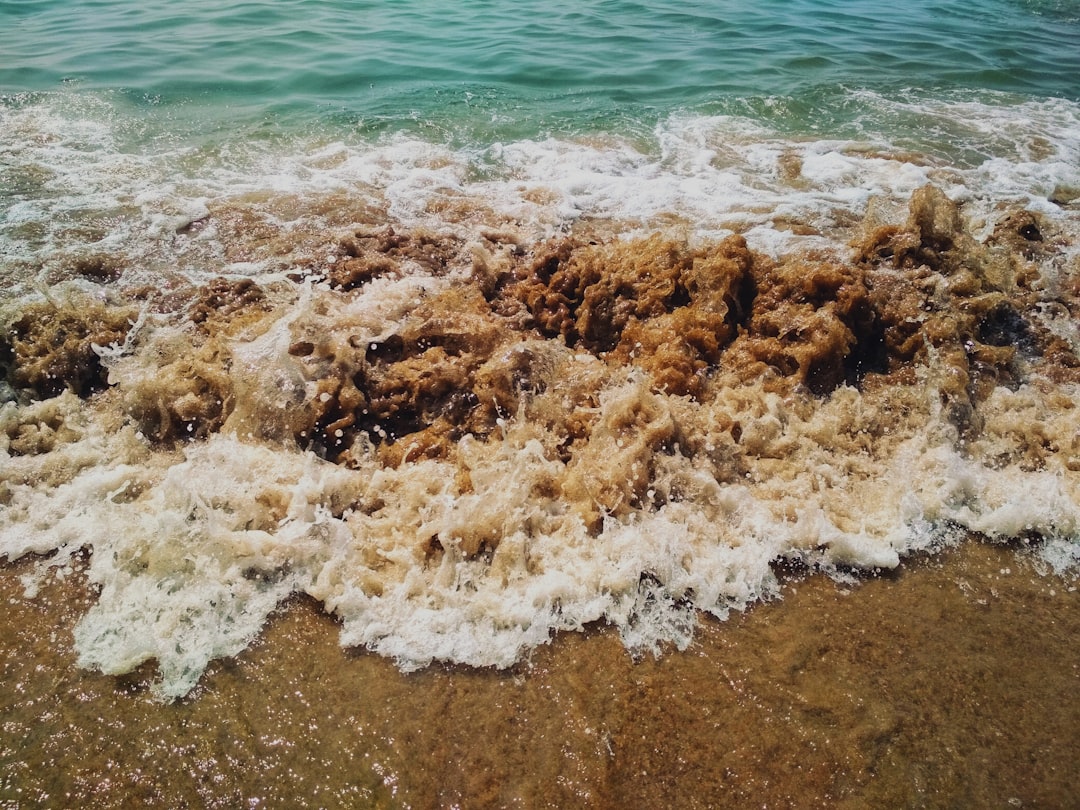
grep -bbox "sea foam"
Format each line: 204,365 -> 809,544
2,91 -> 1079,698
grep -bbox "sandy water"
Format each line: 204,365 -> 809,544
3,541 -> 1078,808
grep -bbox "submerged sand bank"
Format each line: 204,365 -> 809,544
2,540 -> 1077,809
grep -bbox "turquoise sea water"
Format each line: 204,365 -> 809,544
4,1 -> 1080,99
2,0 -> 1080,141
3,0 -> 1080,122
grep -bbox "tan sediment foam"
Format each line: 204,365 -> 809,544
0,184 -> 1078,701
1,541 -> 1077,808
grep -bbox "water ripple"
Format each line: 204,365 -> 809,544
0,0 -> 1077,115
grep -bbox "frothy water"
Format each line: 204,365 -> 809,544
2,0 -> 1079,699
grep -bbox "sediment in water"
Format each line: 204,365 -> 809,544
0,184 -> 1078,698
1,541 -> 1077,808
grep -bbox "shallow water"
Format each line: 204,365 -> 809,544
2,542 -> 1077,808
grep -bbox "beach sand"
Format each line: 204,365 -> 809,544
2,540 -> 1077,809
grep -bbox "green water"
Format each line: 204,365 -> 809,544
2,0 -> 1079,142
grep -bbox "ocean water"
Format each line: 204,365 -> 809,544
1,0 -> 1080,701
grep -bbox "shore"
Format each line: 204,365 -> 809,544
2,539 -> 1077,809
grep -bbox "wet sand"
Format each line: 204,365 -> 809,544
2,540 -> 1077,809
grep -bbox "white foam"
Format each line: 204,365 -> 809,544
5,90 -> 1080,288
4,361 -> 1077,698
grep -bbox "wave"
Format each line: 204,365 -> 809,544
1,89 -> 1079,698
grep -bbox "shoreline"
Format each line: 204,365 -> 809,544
2,7 -> 1079,807
3,539 -> 1077,808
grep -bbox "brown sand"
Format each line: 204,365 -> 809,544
2,541 -> 1077,809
